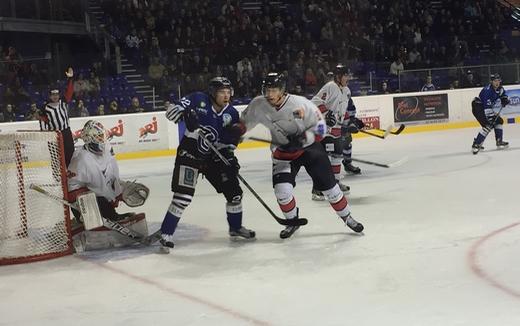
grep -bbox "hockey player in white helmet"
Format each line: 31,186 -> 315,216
240,72 -> 364,239
68,120 -> 148,224
310,64 -> 361,200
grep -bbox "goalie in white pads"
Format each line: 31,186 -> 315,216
68,120 -> 149,226
240,72 -> 364,239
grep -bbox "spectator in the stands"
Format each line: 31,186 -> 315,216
389,58 -> 404,76
12,77 -> 30,105
69,100 -> 89,117
237,57 -> 253,80
449,79 -> 461,89
304,67 -> 318,93
25,103 -> 40,121
148,57 -> 165,88
3,104 -> 16,122
97,104 -> 105,116
88,71 -> 101,97
127,96 -> 144,113
421,75 -> 435,92
380,81 -> 392,94
107,100 -> 121,115
163,100 -> 171,111
463,70 -> 480,88
73,73 -> 90,99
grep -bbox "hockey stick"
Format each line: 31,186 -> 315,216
247,136 -> 407,168
358,128 -> 391,139
350,156 -> 408,168
198,131 -> 308,226
358,124 -> 405,139
370,124 -> 406,135
387,124 -> 406,135
29,184 -> 149,244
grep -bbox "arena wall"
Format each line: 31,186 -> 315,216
1,85 -> 519,160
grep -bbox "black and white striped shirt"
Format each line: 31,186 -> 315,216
39,100 -> 70,131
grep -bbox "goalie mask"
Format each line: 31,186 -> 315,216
81,120 -> 107,155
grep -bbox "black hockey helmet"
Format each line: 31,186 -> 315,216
490,73 -> 502,81
262,72 -> 286,94
334,64 -> 349,76
208,76 -> 234,99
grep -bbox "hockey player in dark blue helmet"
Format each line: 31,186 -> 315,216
157,76 -> 254,251
471,73 -> 510,154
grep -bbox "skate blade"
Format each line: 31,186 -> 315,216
311,195 -> 326,201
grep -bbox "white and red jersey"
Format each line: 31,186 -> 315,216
241,94 -> 326,151
311,81 -> 352,137
68,146 -> 122,201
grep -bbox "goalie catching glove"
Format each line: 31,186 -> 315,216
120,180 -> 150,207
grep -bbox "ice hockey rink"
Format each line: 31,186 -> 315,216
2,124 -> 520,326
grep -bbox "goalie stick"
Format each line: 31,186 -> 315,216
198,130 -> 308,227
29,184 -> 150,245
246,136 -> 407,169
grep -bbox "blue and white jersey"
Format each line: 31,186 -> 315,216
421,83 -> 435,92
479,84 -> 506,116
176,91 -> 240,155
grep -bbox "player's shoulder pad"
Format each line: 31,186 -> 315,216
188,91 -> 211,105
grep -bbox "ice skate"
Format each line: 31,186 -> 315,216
159,234 -> 174,253
229,226 -> 256,241
472,143 -> 484,155
343,161 -> 361,174
496,140 -> 509,150
337,181 -> 350,194
341,214 -> 364,233
280,224 -> 300,239
311,188 -> 325,201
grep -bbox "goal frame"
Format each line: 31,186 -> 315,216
0,130 -> 73,265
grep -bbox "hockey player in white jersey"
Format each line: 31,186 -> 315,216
240,72 -> 364,239
68,120 -> 148,223
310,64 -> 359,200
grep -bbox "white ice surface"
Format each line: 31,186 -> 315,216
2,125 -> 520,326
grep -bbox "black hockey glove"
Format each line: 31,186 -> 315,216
224,122 -> 246,146
341,120 -> 359,135
183,107 -> 199,132
350,116 -> 365,129
325,111 -> 337,127
500,96 -> 510,107
216,147 -> 240,175
280,133 -> 306,152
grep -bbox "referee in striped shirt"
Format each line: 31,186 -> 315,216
39,67 -> 75,167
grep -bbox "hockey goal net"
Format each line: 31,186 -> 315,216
0,131 -> 72,265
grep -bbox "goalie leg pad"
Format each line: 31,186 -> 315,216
77,192 -> 104,230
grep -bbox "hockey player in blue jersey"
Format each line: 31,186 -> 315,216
158,77 -> 255,250
471,73 -> 510,154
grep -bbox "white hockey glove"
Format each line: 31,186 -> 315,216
165,104 -> 184,123
120,180 -> 150,207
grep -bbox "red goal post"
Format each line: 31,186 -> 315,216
0,131 -> 73,265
